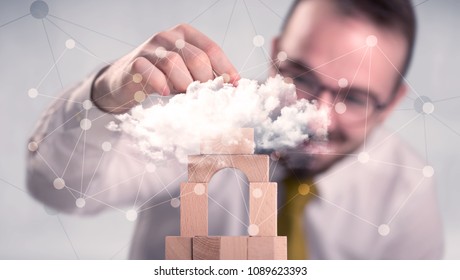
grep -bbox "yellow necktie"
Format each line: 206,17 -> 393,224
278,176 -> 316,260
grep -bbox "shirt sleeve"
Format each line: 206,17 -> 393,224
26,72 -> 187,215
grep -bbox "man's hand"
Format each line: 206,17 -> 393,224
91,24 -> 240,114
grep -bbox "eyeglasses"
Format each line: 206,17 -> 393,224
278,62 -> 389,124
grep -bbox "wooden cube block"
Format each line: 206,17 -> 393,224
249,182 -> 277,236
165,236 -> 192,260
248,236 -> 287,260
193,236 -> 248,260
188,155 -> 269,183
200,128 -> 255,155
180,183 -> 208,236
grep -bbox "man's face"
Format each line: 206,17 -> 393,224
273,0 -> 407,174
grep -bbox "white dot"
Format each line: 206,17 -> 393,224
75,198 -> 86,208
423,165 -> 434,178
277,51 -> 287,62
28,88 -> 38,98
28,141 -> 38,152
422,102 -> 434,114
80,118 -> 92,130
53,178 -> 65,190
175,39 -> 185,49
366,35 -> 378,47
248,224 -> 259,236
170,198 -> 180,208
155,47 -> 167,58
194,183 -> 206,195
358,152 -> 370,163
253,35 -> 265,47
65,39 -> 75,49
270,151 -> 281,161
132,73 -> 143,83
378,224 -> 390,236
338,78 -> 348,88
82,100 -> 92,110
126,209 -> 138,221
134,91 -> 146,103
335,102 -> 347,114
221,73 -> 230,83
145,163 -> 156,173
252,188 -> 263,199
101,141 -> 112,152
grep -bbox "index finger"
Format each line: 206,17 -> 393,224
174,24 -> 240,84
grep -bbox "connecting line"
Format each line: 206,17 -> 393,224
368,113 -> 421,153
109,241 -> 131,260
226,155 -> 250,218
363,46 -> 373,151
47,14 -> 136,48
343,46 -> 369,101
292,45 -> 368,78
41,19 -> 64,89
32,93 -> 82,104
414,0 -> 430,7
136,196 -> 179,213
45,17 -> 96,55
0,13 -> 30,29
256,0 -> 284,19
221,0 -> 238,49
80,110 -> 89,195
242,0 -> 258,36
430,113 -> 460,137
387,177 -> 426,225
83,150 -> 105,197
60,128 -> 85,179
56,215 -> 80,259
0,177 -> 27,194
132,171 -> 147,210
237,58 -> 271,76
188,0 -> 223,24
312,193 -> 379,228
368,159 -> 422,172
35,48 -> 68,89
208,193 -> 249,228
432,95 -> 460,103
237,46 -> 256,77
376,45 -> 422,100
85,171 -> 146,199
422,115 -> 429,163
135,168 -> 188,210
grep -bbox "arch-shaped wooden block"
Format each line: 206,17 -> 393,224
187,155 -> 269,183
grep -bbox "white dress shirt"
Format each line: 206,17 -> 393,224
27,73 -> 444,259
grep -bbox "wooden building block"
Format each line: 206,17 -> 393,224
180,182 -> 208,236
193,236 -> 248,260
247,236 -> 287,260
200,128 -> 255,155
188,154 -> 269,183
249,182 -> 278,236
165,236 -> 193,260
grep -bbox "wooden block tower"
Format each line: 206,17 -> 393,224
165,128 -> 287,260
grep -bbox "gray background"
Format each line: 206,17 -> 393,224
0,0 -> 459,259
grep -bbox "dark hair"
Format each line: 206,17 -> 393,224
282,0 -> 416,77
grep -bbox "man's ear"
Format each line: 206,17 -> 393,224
377,82 -> 408,123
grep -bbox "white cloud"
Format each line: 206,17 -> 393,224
109,75 -> 329,163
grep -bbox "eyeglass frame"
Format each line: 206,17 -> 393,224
277,60 -> 392,124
